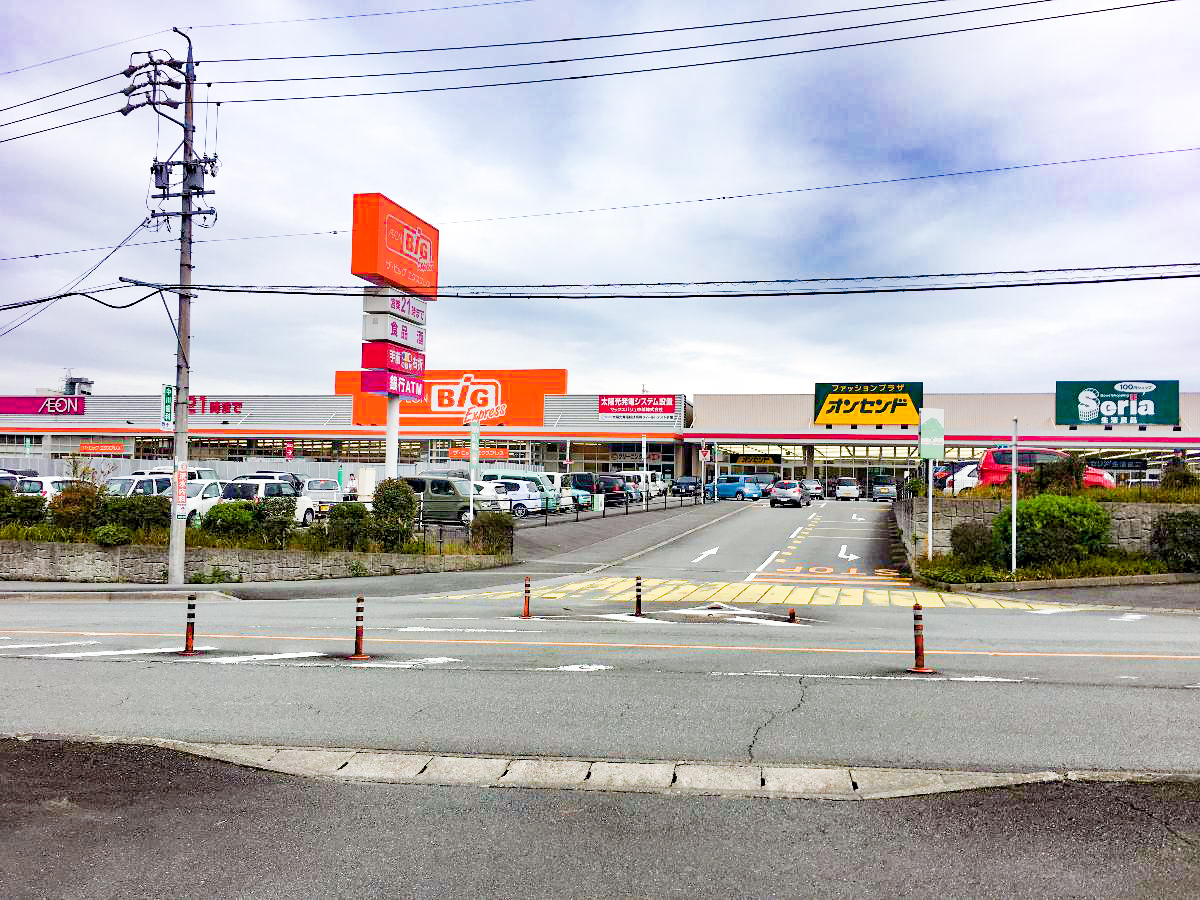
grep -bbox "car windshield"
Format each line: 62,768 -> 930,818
778,482 -> 797,489
451,479 -> 472,495
186,482 -> 206,498
802,480 -> 820,487
837,478 -> 858,486
222,483 -> 258,501
104,478 -> 133,494
677,477 -> 697,484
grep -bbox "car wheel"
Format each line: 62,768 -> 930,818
770,499 -> 778,507
513,504 -> 528,518
735,491 -> 744,500
302,509 -> 314,527
459,508 -> 472,526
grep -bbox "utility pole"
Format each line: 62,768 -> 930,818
121,29 -> 217,585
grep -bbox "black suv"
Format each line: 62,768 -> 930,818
672,476 -> 700,496
597,475 -> 628,505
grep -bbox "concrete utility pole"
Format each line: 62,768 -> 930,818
121,29 -> 217,585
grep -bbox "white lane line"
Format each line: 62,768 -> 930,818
591,613 -> 672,624
819,501 -> 828,508
535,664 -> 613,673
207,652 -> 325,664
789,525 -> 805,539
368,627 -> 545,633
0,641 -> 101,651
806,512 -> 817,521
1109,613 -> 1147,622
691,547 -> 719,563
36,646 -> 217,657
711,671 -> 1023,683
755,551 -> 780,572
350,656 -> 463,669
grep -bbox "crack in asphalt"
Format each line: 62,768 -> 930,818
747,678 -> 807,762
1117,796 -> 1200,851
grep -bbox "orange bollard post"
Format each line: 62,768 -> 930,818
348,595 -> 370,661
178,596 -> 202,656
522,576 -> 531,619
906,601 -> 936,674
635,576 -> 643,617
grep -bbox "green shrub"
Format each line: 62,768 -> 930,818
328,502 -> 370,551
0,522 -> 83,543
918,550 -> 1167,584
993,494 -> 1110,567
201,501 -> 258,538
1149,510 -> 1200,572
0,491 -> 47,525
290,522 -> 331,552
100,495 -> 171,531
188,566 -> 242,584
1027,455 -> 1086,494
950,522 -> 996,565
370,478 -> 418,550
1160,466 -> 1199,491
92,524 -> 134,547
470,510 -> 514,557
48,483 -> 103,532
257,496 -> 296,549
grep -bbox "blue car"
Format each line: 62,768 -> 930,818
704,475 -> 764,500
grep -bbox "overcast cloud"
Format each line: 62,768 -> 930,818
2,0 -> 1197,398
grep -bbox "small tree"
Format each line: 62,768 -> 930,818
371,478 -> 418,550
49,483 -> 104,532
993,494 -> 1110,567
328,502 -> 370,551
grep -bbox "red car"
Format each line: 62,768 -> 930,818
976,447 -> 1115,489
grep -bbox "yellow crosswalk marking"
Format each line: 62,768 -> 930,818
838,589 -> 865,606
736,584 -> 772,604
604,578 -> 637,593
761,585 -> 798,605
965,595 -> 1003,609
865,589 -> 892,606
708,583 -> 751,604
811,587 -> 840,606
911,591 -> 945,608
941,594 -> 975,608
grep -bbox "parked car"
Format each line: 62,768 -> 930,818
769,481 -> 810,508
0,470 -> 22,492
236,471 -> 305,493
133,465 -> 219,482
596,475 -> 629,506
103,475 -> 172,498
184,479 -> 227,526
480,471 -> 556,512
220,479 -> 316,526
302,477 -> 344,517
487,478 -> 543,518
870,477 -> 898,502
705,475 -> 764,501
672,476 -> 700,496
469,480 -> 510,515
401,475 -> 476,525
16,476 -> 87,499
834,477 -> 861,500
977,448 -> 1116,489
746,473 -> 781,496
563,486 -> 593,509
569,472 -> 600,494
943,463 -> 980,496
800,479 -> 824,499
616,470 -> 667,498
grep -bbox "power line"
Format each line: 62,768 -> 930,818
203,0 -> 1067,86
0,92 -> 122,129
0,73 -> 121,113
203,0 -> 1180,103
0,230 -> 343,263
0,31 -> 169,78
0,109 -> 119,145
198,0 -> 973,63
191,0 -> 536,29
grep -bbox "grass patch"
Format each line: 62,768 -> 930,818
916,551 -> 1169,584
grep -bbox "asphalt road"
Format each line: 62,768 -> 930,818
3,739 -> 1198,900
3,497 -> 1199,773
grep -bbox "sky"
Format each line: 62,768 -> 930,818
2,0 -> 1198,400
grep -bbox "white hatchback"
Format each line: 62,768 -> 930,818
834,477 -> 861,501
184,479 -> 227,526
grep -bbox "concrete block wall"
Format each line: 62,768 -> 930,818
0,541 -> 503,584
894,498 -> 1200,563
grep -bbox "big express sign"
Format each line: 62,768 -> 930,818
336,369 -> 568,427
814,383 -> 923,426
350,193 -> 439,298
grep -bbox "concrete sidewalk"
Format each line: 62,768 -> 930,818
961,580 -> 1200,613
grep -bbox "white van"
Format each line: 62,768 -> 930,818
616,470 -> 667,498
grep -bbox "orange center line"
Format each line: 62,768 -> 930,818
1,629 -> 1198,661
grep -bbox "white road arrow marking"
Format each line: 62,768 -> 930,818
837,545 -> 861,562
536,664 -> 613,673
691,547 -> 719,563
851,514 -> 865,521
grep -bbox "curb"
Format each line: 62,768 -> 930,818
0,590 -> 241,603
9,733 -> 1199,800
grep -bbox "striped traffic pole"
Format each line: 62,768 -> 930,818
522,576 -> 531,619
178,595 -> 202,656
348,595 -> 370,661
634,576 -> 643,617
906,602 -> 936,674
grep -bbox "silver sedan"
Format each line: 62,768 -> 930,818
768,480 -> 811,508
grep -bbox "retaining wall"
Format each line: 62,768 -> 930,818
893,497 -> 1200,564
0,541 -> 504,584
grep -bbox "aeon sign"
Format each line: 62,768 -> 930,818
0,396 -> 86,415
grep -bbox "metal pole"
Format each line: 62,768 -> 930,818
926,459 -> 934,560
167,30 -> 195,587
1011,417 -> 1018,573
385,395 -> 399,479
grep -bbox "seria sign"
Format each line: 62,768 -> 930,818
1056,380 -> 1179,426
